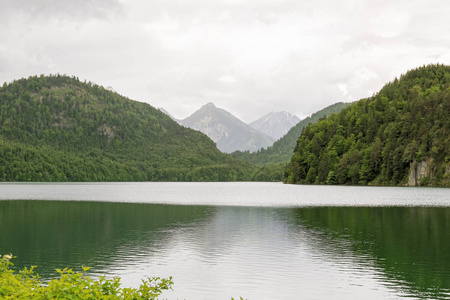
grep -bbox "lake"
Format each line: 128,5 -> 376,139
1,182 -> 450,299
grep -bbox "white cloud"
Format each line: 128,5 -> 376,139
372,11 -> 411,38
218,75 -> 236,84
1,0 -> 450,122
337,84 -> 348,97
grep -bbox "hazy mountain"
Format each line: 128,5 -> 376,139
249,111 -> 300,140
180,103 -> 274,153
158,107 -> 179,122
106,86 -> 116,93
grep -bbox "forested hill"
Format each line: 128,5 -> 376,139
232,102 -> 350,166
0,75 -> 256,181
285,64 -> 450,186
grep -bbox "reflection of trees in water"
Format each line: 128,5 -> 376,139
285,207 -> 450,299
0,200 -> 213,279
3,200 -> 450,299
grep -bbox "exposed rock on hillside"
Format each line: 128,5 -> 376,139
249,111 -> 300,141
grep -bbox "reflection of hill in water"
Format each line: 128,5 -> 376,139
287,207 -> 450,299
0,200 -> 213,279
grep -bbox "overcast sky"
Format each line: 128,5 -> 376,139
1,0 -> 449,122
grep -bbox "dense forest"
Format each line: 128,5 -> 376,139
0,75 -> 258,181
285,64 -> 450,186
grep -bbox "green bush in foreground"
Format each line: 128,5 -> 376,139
0,254 -> 173,299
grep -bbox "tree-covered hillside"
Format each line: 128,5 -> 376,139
232,102 -> 350,166
0,75 -> 256,181
285,64 -> 450,186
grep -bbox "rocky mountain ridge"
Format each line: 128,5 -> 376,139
249,111 -> 300,140
159,103 -> 302,154
178,103 -> 275,153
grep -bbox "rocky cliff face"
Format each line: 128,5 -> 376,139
408,159 -> 450,187
408,159 -> 433,186
445,164 -> 450,186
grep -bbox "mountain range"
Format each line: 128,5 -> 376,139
163,103 -> 300,153
1,65 -> 447,186
179,103 -> 274,153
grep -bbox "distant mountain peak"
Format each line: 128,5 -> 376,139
106,86 -> 116,93
249,111 -> 300,141
202,102 -> 216,109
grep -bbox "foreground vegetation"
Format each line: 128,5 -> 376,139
1,254 -> 247,300
0,75 -> 260,181
285,64 -> 450,186
0,254 -> 172,299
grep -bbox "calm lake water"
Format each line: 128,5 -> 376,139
1,182 -> 450,299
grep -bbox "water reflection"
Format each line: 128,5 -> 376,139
287,207 -> 450,299
1,200 -> 450,299
0,200 -> 213,279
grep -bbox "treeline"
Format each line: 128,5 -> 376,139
0,137 -> 254,181
285,64 -> 450,186
0,75 -> 260,182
